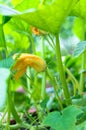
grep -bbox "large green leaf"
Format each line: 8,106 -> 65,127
0,0 -> 77,34
70,0 -> 86,19
74,41 -> 86,57
17,0 -> 77,34
12,0 -> 22,6
42,105 -> 82,130
3,17 -> 30,50
15,0 -> 40,11
0,68 -> 10,110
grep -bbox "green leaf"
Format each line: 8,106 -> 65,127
0,57 -> 14,68
42,105 -> 82,130
0,24 -> 6,48
40,96 -> 49,109
43,111 -> 61,129
76,121 -> 86,130
0,0 -> 77,34
2,16 -> 11,25
73,18 -> 85,40
74,41 -> 86,57
15,0 -> 40,11
0,68 -> 10,110
12,0 -> 22,6
8,17 -> 30,35
6,17 -> 30,49
70,0 -> 86,19
17,0 -> 77,34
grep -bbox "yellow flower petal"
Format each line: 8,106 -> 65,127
14,67 -> 27,80
12,53 -> 47,80
24,57 -> 46,72
12,59 -> 27,71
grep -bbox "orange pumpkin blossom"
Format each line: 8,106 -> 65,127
12,53 -> 47,80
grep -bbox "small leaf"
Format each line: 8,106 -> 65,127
62,105 -> 82,130
0,57 -> 14,68
42,105 -> 82,130
74,41 -> 86,57
43,111 -> 61,130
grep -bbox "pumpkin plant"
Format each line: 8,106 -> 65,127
0,0 -> 86,130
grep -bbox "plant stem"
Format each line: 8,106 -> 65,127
46,69 -> 63,110
79,19 -> 86,95
41,37 -> 46,99
64,66 -> 79,95
45,36 -> 55,49
55,35 -> 71,105
6,82 -> 11,130
31,35 -> 36,54
6,78 -> 21,124
41,72 -> 46,99
48,34 -> 55,46
27,34 -> 37,92
0,108 -> 7,126
0,24 -> 7,59
2,123 -> 45,130
0,24 -> 6,49
79,53 -> 85,94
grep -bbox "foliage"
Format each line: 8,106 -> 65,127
0,0 -> 77,34
42,105 -> 82,130
74,41 -> 86,57
0,0 -> 86,130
